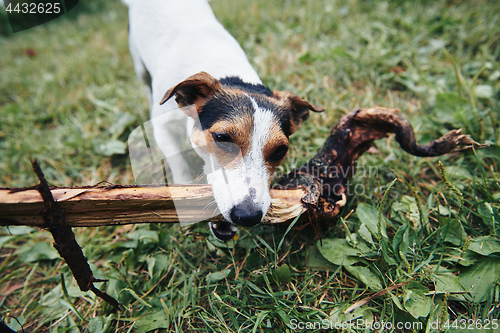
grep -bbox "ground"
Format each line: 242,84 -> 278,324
0,0 -> 499,332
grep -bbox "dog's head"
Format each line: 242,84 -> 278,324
161,72 -> 323,240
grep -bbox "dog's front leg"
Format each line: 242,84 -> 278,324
151,109 -> 193,184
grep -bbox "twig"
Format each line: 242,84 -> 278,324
343,281 -> 409,314
31,160 -> 119,310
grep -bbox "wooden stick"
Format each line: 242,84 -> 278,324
0,184 -> 306,227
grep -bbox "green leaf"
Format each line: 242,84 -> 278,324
468,236 -> 500,256
393,224 -> 409,258
331,46 -> 350,58
356,203 -> 388,239
389,291 -> 405,311
0,236 -> 12,248
444,165 -> 473,181
477,203 -> 497,229
459,257 -> 500,303
306,245 -> 337,271
434,92 -> 467,125
298,51 -> 314,64
392,195 -> 423,229
146,256 -> 155,279
273,264 -> 291,283
358,223 -> 375,246
135,311 -> 169,331
426,295 -> 449,331
344,265 -> 382,290
16,242 -> 60,263
277,309 -> 291,326
253,310 -> 271,333
434,272 -> 466,301
206,269 -> 231,284
403,289 -> 431,318
98,139 -> 127,156
406,281 -> 429,293
437,205 -> 453,216
126,229 -> 159,244
88,317 -> 104,333
123,288 -> 152,308
107,111 -> 136,139
1,226 -> 37,235
440,218 -> 467,246
475,85 -> 494,99
317,238 -> 360,266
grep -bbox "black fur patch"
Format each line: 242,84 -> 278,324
219,76 -> 273,96
199,77 -> 292,136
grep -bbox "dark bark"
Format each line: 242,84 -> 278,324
278,107 -> 481,218
31,160 -> 119,310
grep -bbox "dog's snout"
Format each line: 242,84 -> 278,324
230,198 -> 263,227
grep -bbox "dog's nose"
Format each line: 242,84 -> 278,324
230,199 -> 263,227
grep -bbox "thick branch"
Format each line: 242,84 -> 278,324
278,107 -> 482,217
0,184 -> 305,227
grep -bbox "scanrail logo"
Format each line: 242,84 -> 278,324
289,318 -> 424,331
4,0 -> 79,33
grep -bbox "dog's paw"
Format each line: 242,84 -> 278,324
209,220 -> 238,241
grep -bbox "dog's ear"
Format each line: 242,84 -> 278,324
161,72 -> 222,117
273,90 -> 324,134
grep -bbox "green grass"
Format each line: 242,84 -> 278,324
1,0 -> 499,332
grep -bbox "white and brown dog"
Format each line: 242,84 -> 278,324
126,0 -> 323,240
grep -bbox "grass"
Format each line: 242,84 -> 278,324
1,0 -> 499,331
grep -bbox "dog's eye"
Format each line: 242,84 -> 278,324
212,133 -> 238,153
213,133 -> 233,143
269,145 -> 288,162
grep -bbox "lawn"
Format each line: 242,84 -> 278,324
0,0 -> 499,332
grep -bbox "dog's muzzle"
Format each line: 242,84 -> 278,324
210,198 -> 264,241
231,206 -> 262,228
230,200 -> 263,227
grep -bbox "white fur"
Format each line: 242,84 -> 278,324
127,0 -> 272,225
200,96 -> 274,222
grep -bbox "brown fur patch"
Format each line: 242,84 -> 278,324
204,115 -> 252,168
273,90 -> 324,134
263,128 -> 289,177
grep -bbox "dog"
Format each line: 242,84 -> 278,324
125,0 -> 323,240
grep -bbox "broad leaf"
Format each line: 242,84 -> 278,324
273,264 -> 291,283
345,265 -> 382,290
440,218 -> 467,246
468,236 -> 500,256
306,245 -> 337,271
206,269 -> 231,284
16,242 -> 60,263
356,203 -> 388,239
135,311 -> 169,331
317,239 -> 360,266
459,257 -> 500,303
358,223 -> 375,246
403,289 -> 431,319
